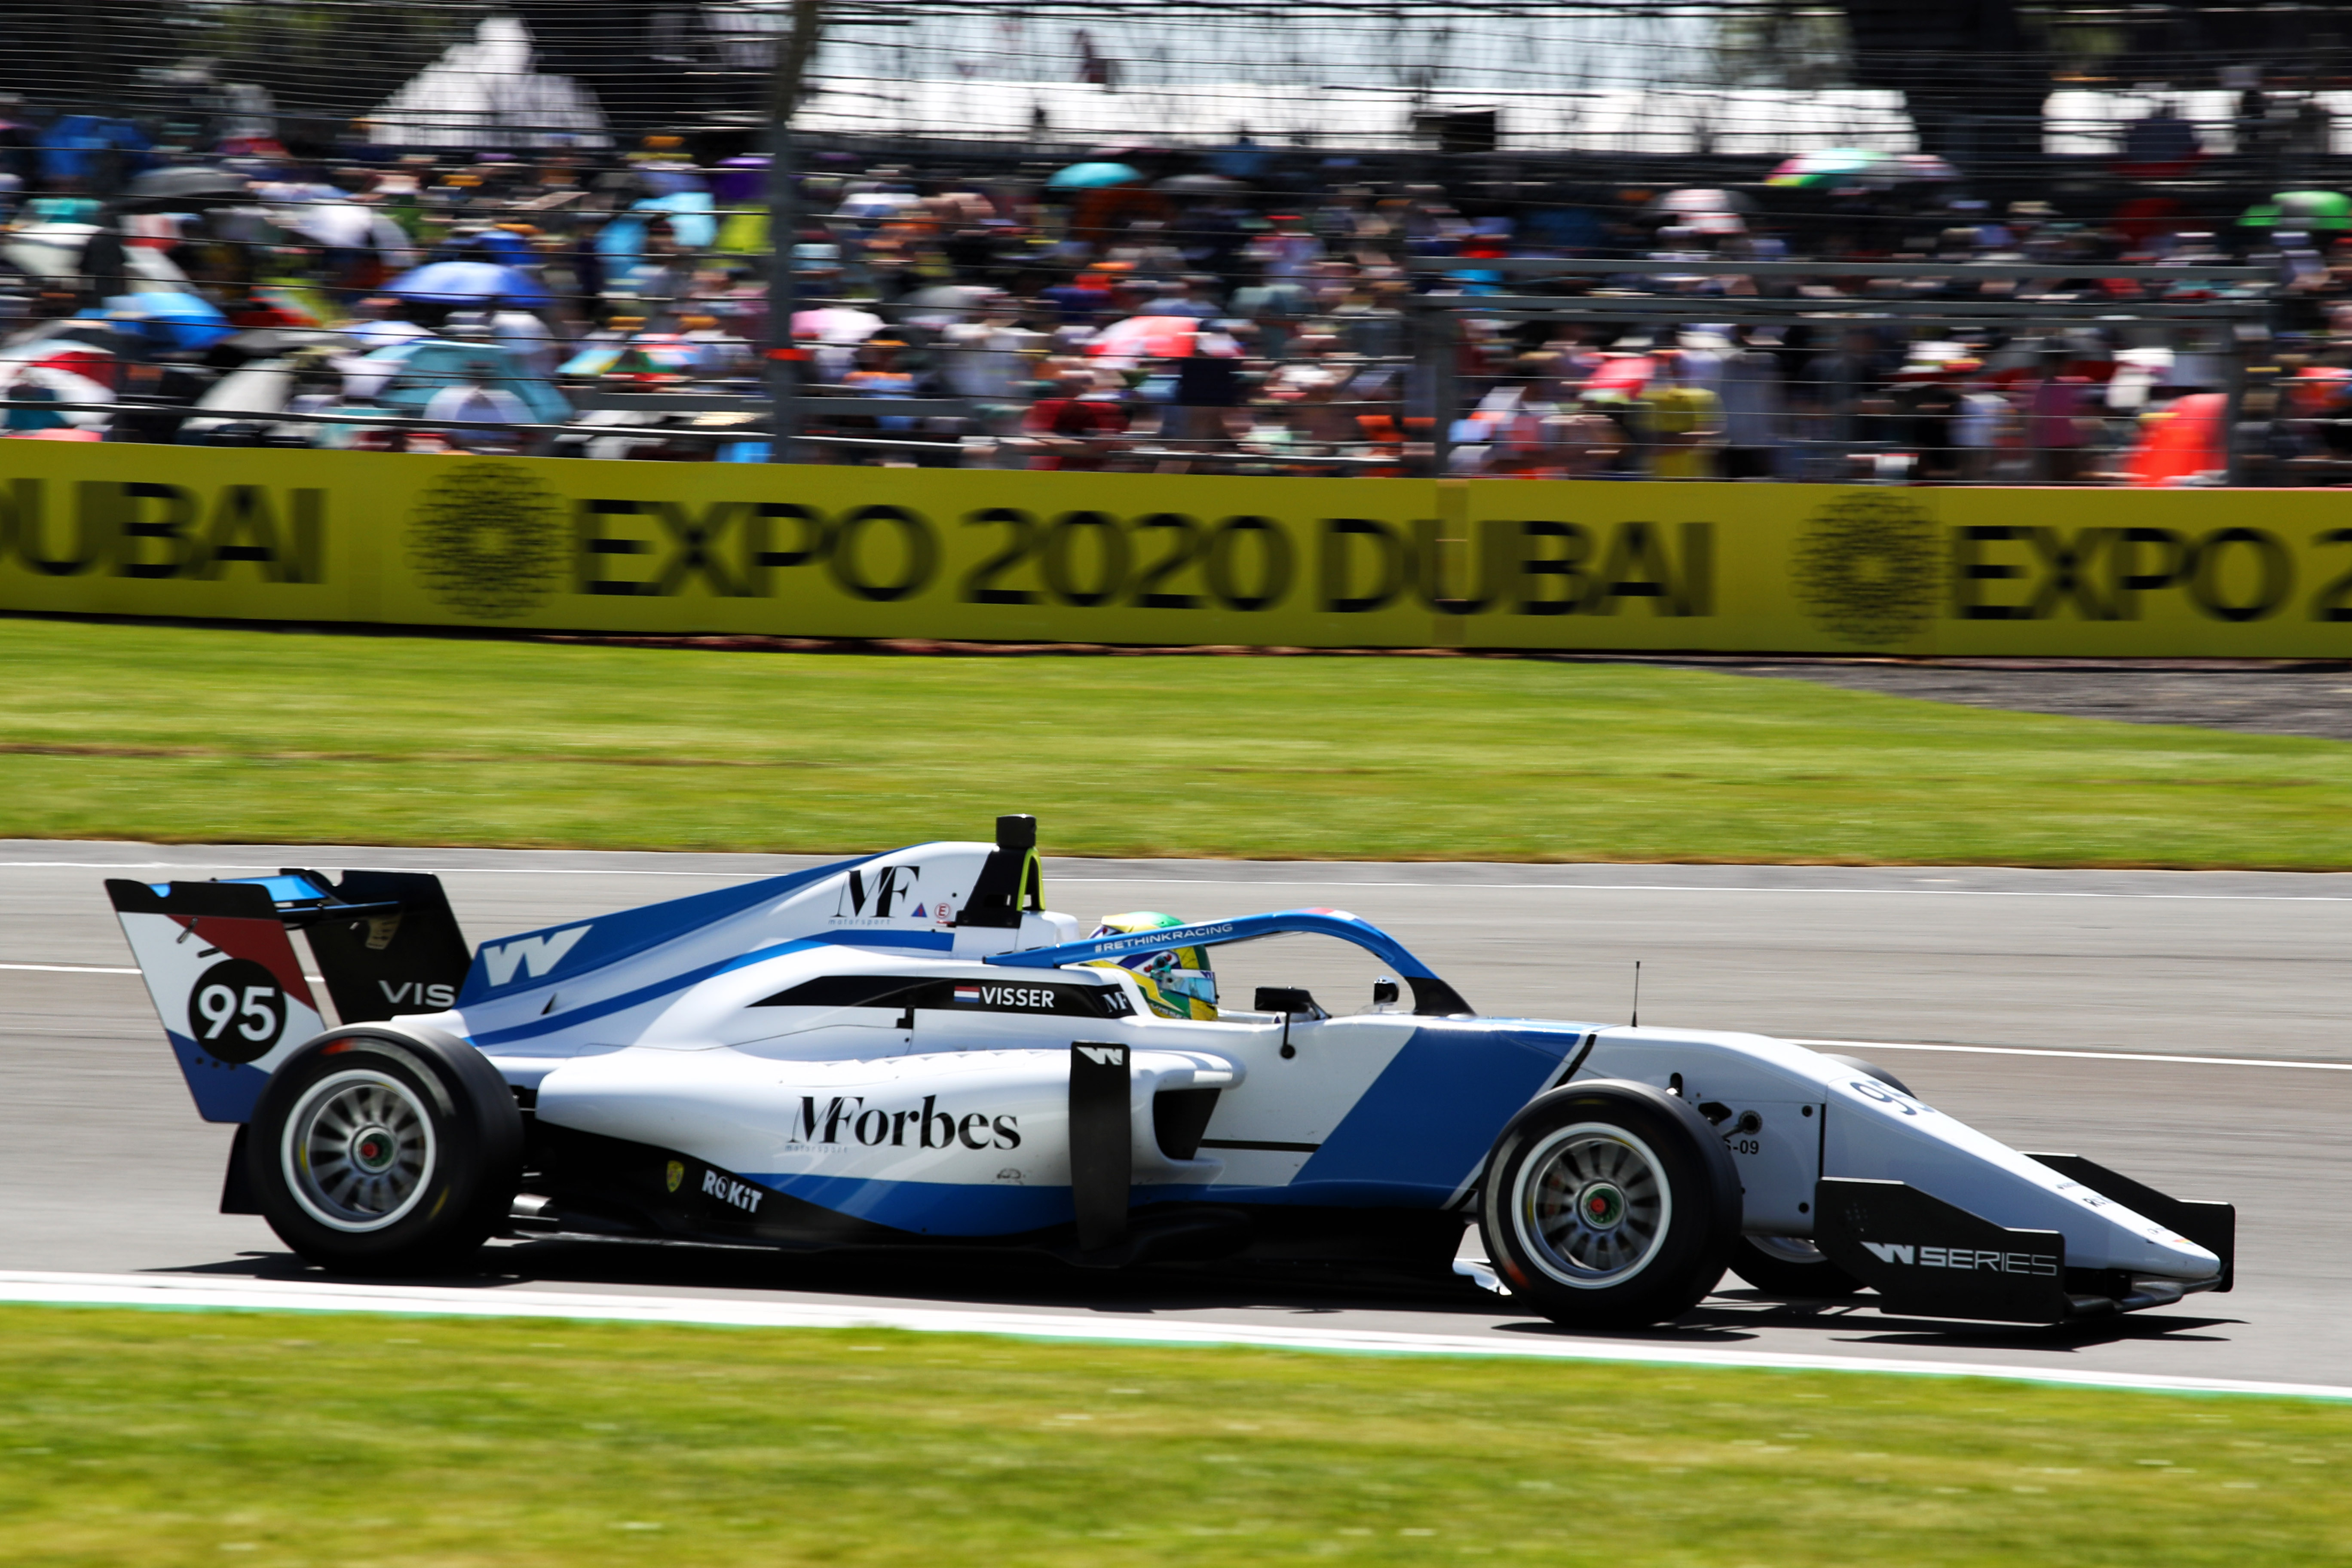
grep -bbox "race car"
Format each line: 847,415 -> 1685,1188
105,816 -> 2235,1330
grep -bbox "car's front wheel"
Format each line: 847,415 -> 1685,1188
247,1024 -> 521,1274
1730,1233 -> 1864,1298
1478,1081 -> 1741,1329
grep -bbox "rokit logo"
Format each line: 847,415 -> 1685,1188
789,1093 -> 1021,1151
834,865 -> 920,925
702,1168 -> 765,1215
1860,1242 -> 2060,1277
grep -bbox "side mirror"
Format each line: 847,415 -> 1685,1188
1256,986 -> 1318,1016
1371,977 -> 1400,1008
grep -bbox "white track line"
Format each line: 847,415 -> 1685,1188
1789,1038 -> 2352,1072
1055,879 -> 2352,904
0,1271 -> 2337,1403
0,962 -> 322,982
15,859 -> 2352,902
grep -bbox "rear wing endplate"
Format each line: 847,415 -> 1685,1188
106,869 -> 471,1123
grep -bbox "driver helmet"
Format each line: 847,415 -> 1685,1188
1084,911 -> 1217,1020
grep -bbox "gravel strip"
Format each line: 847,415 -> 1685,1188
1614,658 -> 2352,743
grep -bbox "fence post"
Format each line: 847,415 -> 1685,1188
765,1 -> 824,466
2222,316 -> 2264,488
1418,303 -> 1457,476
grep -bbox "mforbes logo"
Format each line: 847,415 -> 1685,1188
1860,1241 -> 2060,1277
790,1092 -> 1020,1152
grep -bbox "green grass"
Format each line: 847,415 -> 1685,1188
12,616 -> 2352,865
0,1307 -> 2343,1567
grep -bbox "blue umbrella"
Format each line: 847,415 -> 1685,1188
1045,161 -> 1142,191
594,192 -> 719,271
386,260 -> 553,310
365,340 -> 571,425
100,290 -> 234,352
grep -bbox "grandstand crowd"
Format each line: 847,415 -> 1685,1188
0,118 -> 2334,484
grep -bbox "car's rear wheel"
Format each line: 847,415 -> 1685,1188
1731,1233 -> 1864,1298
1478,1081 -> 1741,1329
248,1025 -> 521,1275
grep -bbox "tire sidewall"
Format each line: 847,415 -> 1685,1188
248,1025 -> 520,1271
1731,1234 -> 1864,1298
1479,1080 -> 1742,1327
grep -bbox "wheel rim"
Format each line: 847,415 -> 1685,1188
1513,1123 -> 1673,1289
1748,1234 -> 1831,1266
281,1069 -> 436,1233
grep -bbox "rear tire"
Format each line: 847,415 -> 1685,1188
247,1024 -> 521,1275
1478,1081 -> 1741,1329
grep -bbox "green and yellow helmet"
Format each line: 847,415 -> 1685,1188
1084,911 -> 1218,1020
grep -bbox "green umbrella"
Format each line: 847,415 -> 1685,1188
2243,190 -> 2352,231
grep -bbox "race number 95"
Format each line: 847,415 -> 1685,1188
189,958 -> 286,1063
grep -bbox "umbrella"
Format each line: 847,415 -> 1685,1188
1086,315 -> 1198,360
594,193 -> 720,271
2,221 -> 97,280
1578,354 -> 1657,400
636,191 -> 717,250
1642,188 -> 1755,218
385,259 -> 553,310
126,165 -> 251,203
1767,148 -> 1954,190
1155,173 -> 1242,194
790,306 -> 885,344
101,290 -> 234,352
2124,392 -> 2227,487
901,285 -> 998,328
369,340 -> 570,424
2241,190 -> 2352,232
264,184 -> 375,249
1046,161 -> 1143,191
211,328 -> 358,361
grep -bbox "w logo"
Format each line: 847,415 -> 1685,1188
480,925 -> 591,987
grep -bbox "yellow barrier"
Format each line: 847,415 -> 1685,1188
3,441 -> 2350,655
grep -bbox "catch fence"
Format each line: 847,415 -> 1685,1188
0,3 -> 2343,487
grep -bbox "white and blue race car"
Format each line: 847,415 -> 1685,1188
107,817 -> 2234,1330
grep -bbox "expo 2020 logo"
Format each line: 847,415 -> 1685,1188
407,462 -> 566,620
1790,493 -> 1942,648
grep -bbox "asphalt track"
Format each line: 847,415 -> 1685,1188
6,840 -> 2351,1393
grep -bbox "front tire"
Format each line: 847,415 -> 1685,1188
1478,1081 -> 1741,1329
1731,1234 -> 1864,1298
247,1024 -> 521,1275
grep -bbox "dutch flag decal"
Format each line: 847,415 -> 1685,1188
953,985 -> 981,1004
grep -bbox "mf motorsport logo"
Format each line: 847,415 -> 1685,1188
1790,492 -> 1944,647
834,864 -> 921,925
406,462 -> 568,619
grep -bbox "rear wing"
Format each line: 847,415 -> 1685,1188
105,869 -> 471,1123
